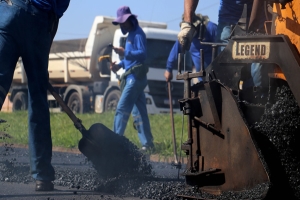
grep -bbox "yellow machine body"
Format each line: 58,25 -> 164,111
275,2 -> 300,52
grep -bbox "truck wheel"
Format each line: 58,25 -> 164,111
12,91 -> 28,112
104,90 -> 121,112
67,92 -> 82,114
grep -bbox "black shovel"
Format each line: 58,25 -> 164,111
48,83 -> 126,177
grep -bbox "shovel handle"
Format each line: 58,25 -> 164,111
48,83 -> 86,132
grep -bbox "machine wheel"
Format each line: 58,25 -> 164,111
12,91 -> 28,112
67,92 -> 82,114
104,90 -> 121,112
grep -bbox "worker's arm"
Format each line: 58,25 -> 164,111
184,0 -> 199,23
164,70 -> 173,82
178,0 -> 199,51
165,41 -> 182,82
123,35 -> 147,61
113,47 -> 125,56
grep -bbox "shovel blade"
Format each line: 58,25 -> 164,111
78,123 -> 113,156
78,123 -> 137,178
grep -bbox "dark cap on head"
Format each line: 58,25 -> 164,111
112,6 -> 137,25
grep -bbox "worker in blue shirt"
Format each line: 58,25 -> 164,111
179,0 -> 268,102
245,0 -> 273,101
165,14 -> 217,82
0,0 -> 70,191
216,0 -> 270,101
178,0 -> 253,52
110,6 -> 154,151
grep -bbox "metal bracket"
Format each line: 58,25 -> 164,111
181,168 -> 221,176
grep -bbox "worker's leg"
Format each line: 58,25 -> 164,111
251,63 -> 274,96
216,21 -> 232,53
131,105 -> 147,145
242,63 -> 271,103
113,77 -> 143,136
0,1 -> 20,109
132,90 -> 153,147
251,63 -> 262,87
19,4 -> 55,181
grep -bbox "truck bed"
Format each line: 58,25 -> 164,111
13,38 -> 94,84
50,38 -> 87,54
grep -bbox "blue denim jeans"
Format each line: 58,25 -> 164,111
249,63 -> 274,89
217,21 -> 263,88
216,21 -> 232,53
0,0 -> 55,181
113,76 -> 153,146
242,63 -> 262,88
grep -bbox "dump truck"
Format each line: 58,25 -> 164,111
175,0 -> 300,199
9,16 -> 188,114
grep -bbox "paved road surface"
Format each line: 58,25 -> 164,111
0,182 -> 146,200
0,181 -> 142,200
0,145 -> 185,200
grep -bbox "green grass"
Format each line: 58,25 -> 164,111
0,111 -> 188,157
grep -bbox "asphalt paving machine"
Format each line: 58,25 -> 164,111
177,0 -> 300,198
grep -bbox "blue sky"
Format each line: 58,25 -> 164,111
54,0 -> 220,41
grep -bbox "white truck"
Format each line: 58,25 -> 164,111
9,16 -> 188,114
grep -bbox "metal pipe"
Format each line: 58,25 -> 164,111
168,81 -> 179,165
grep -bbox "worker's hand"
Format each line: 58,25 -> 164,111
177,22 -> 196,51
113,47 -> 125,56
164,70 -> 173,82
110,61 -> 120,73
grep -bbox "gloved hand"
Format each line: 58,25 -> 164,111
177,22 -> 196,51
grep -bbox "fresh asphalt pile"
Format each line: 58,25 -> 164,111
0,136 -> 276,200
0,142 -> 271,200
252,85 -> 300,200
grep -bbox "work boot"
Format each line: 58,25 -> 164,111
141,142 -> 155,152
35,180 -> 54,191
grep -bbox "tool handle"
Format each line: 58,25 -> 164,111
168,82 -> 179,164
48,83 -> 86,132
177,53 -> 184,75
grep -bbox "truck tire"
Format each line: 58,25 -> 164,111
12,91 -> 28,112
104,90 -> 121,112
67,92 -> 82,114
